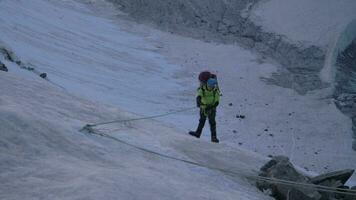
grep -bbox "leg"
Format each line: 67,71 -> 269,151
190,109 -> 206,138
208,108 -> 219,143
195,109 -> 207,138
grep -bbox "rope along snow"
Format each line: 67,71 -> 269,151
81,107 -> 356,196
82,106 -> 197,131
85,130 -> 356,197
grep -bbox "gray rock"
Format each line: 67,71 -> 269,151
353,140 -> 356,151
344,186 -> 356,200
287,188 -> 316,200
335,40 -> 356,152
310,169 -> 354,185
0,62 -> 8,72
0,47 -> 17,62
258,156 -> 321,200
40,73 -> 47,79
318,180 -> 343,200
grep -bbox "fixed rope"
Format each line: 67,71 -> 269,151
79,104 -> 356,196
81,106 -> 197,132
85,130 -> 356,197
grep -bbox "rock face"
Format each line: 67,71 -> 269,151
108,0 -> 326,94
258,156 -> 355,200
258,156 -> 321,200
310,169 -> 355,185
335,39 -> 356,151
335,39 -> 356,97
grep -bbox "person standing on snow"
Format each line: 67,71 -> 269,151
189,77 -> 220,143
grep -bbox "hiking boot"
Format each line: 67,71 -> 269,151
211,137 -> 219,143
211,127 -> 219,143
189,131 -> 200,138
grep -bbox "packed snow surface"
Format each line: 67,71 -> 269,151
0,0 -> 355,198
0,73 -> 270,200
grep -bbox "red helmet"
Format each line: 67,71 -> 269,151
198,71 -> 211,83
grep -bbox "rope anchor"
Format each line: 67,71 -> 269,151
81,124 -> 95,133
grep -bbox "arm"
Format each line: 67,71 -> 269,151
196,87 -> 204,108
196,96 -> 202,107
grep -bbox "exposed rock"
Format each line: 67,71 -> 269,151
258,157 -> 356,200
287,188 -> 317,200
335,39 -> 356,151
335,39 -> 356,97
318,180 -> 344,200
0,47 -> 17,62
0,61 -> 8,72
310,169 -> 354,185
335,94 -> 356,115
40,73 -> 47,79
344,193 -> 356,200
258,156 -> 321,200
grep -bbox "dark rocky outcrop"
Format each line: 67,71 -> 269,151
257,156 -> 321,200
0,61 -> 8,72
0,45 -> 49,80
335,39 -> 356,97
310,169 -> 355,185
335,39 -> 356,151
40,73 -> 47,79
257,156 -> 355,200
0,46 -> 17,62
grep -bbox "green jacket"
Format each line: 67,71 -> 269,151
197,85 -> 220,108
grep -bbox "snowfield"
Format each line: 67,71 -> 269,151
0,73 -> 270,200
0,0 -> 355,199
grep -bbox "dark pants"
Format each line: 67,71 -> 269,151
195,108 -> 217,140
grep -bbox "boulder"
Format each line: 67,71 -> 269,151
318,180 -> 343,200
287,188 -> 317,200
310,169 -> 355,185
258,156 -> 321,200
343,186 -> 356,200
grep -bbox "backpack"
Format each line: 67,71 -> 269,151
198,71 -> 220,97
198,71 -> 218,87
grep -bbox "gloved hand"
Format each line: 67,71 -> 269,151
196,96 -> 202,108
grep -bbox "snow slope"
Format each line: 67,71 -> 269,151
0,0 -> 355,198
0,72 -> 270,200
